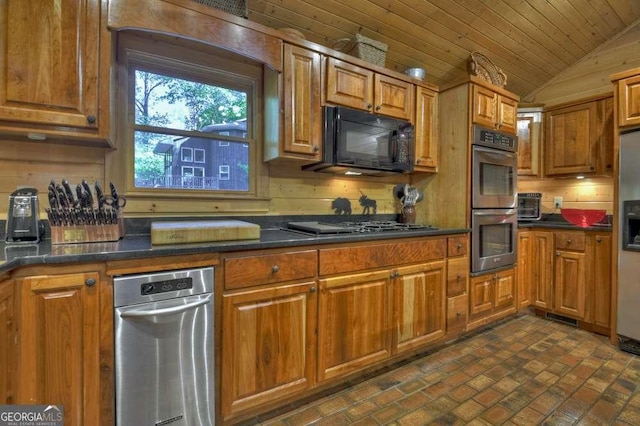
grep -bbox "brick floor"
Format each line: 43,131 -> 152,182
261,315 -> 640,425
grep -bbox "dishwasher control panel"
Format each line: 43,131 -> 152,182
141,277 -> 193,295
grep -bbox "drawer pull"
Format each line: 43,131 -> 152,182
272,265 -> 280,273
457,243 -> 462,249
310,286 -> 317,293
85,277 -> 96,287
390,271 -> 399,279
566,238 -> 572,244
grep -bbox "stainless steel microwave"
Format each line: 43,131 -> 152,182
302,106 -> 414,176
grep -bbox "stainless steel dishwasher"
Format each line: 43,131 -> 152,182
114,267 -> 214,426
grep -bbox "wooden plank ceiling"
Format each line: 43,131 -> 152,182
247,0 -> 640,101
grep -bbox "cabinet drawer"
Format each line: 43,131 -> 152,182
224,250 -> 318,289
447,236 -> 468,257
319,238 -> 446,275
555,232 -> 586,251
447,294 -> 468,331
447,257 -> 468,297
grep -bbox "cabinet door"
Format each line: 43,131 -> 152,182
589,234 -> 611,328
414,86 -> 438,171
497,96 -> 518,134
617,74 -> 640,128
494,268 -> 516,311
469,274 -> 493,317
472,85 -> 499,129
0,0 -> 107,140
16,271 -> 100,426
532,232 -> 554,309
554,250 -> 586,319
325,57 -> 374,111
374,74 -> 413,120
517,231 -> 532,309
545,102 -> 597,175
393,261 -> 446,354
221,281 -> 316,418
517,111 -> 541,176
283,44 -> 322,157
318,270 -> 391,381
0,281 -> 14,405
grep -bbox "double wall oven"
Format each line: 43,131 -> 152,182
471,125 -> 518,274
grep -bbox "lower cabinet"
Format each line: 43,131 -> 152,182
0,279 -> 15,405
468,268 -> 517,331
318,269 -> 392,381
519,229 -> 612,332
15,270 -> 102,426
221,281 -> 317,418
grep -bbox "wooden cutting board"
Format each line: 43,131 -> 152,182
151,220 -> 260,245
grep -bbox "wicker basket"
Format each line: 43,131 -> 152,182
192,0 -> 248,18
334,33 -> 387,67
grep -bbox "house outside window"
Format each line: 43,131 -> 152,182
181,147 -> 193,162
194,148 -> 205,163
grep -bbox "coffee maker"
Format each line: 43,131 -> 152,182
6,187 -> 41,243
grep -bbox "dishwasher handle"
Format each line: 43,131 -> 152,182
120,295 -> 211,318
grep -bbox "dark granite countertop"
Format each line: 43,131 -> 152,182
518,214 -> 613,231
0,215 -> 469,275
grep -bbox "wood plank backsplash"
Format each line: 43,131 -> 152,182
518,177 -> 614,214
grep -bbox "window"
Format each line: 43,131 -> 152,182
115,32 -> 266,202
181,147 -> 193,162
219,165 -> 230,180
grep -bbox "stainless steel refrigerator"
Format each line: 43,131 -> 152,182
618,129 -> 640,353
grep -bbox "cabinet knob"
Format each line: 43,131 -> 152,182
457,243 -> 462,249
566,238 -> 572,244
86,115 -> 97,124
310,286 -> 316,293
390,271 -> 399,279
590,166 -> 595,171
272,265 -> 280,273
596,237 -> 602,243
375,105 -> 381,111
456,312 -> 462,317
556,252 -> 560,257
367,104 -> 373,110
457,274 -> 462,281
85,277 -> 96,287
313,145 -> 319,152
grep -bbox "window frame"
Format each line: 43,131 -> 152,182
110,32 -> 269,214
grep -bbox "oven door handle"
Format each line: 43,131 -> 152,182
473,210 -> 515,216
120,295 -> 211,318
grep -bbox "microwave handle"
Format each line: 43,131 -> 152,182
390,130 -> 398,161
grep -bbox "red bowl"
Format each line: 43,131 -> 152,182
560,209 -> 606,227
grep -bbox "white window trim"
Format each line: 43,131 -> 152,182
181,147 -> 193,162
219,165 -> 230,180
194,148 -> 205,163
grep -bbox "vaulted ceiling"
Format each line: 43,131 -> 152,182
247,0 -> 640,101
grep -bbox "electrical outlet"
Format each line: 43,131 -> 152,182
554,197 -> 563,209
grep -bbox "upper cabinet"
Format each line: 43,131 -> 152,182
544,96 -> 613,177
611,68 -> 640,129
0,0 -> 111,144
325,57 -> 414,120
517,108 -> 542,177
265,44 -> 322,162
471,84 -> 518,134
414,86 -> 439,172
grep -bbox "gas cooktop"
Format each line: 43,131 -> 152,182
287,221 -> 438,235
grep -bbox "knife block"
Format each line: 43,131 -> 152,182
50,209 -> 125,244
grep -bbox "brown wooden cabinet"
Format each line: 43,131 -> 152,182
0,0 -> 110,143
325,57 -> 414,120
468,268 -> 516,331
0,279 -> 15,405
221,281 -> 317,418
517,231 -> 532,309
554,231 -> 586,320
318,269 -> 391,381
471,84 -> 518,134
265,44 -> 322,162
521,228 -> 612,333
15,270 -> 101,426
516,109 -> 542,177
393,260 -> 446,354
445,235 -> 469,335
414,86 -> 439,172
544,96 -> 613,177
611,68 -> 640,128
